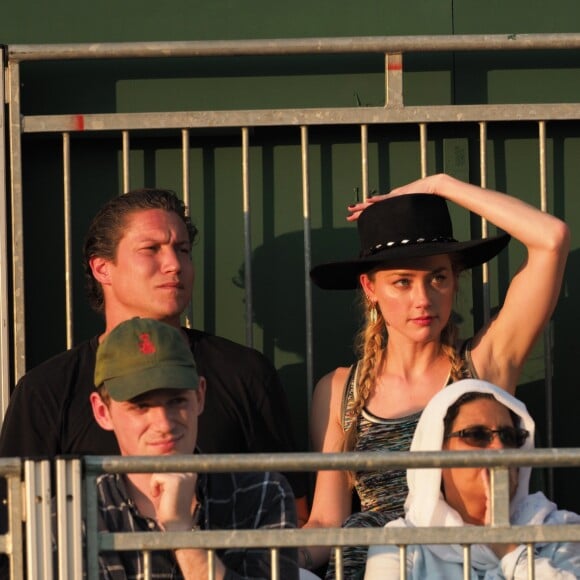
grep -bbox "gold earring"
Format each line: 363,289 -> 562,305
369,302 -> 378,324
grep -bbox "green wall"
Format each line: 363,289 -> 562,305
2,0 -> 580,510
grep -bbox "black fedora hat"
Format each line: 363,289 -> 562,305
310,194 -> 511,290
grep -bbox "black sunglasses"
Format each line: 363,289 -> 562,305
445,425 -> 529,449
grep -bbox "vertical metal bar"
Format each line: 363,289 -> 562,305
385,53 -> 403,108
301,125 -> 314,415
24,460 -> 53,580
181,128 -> 194,329
56,458 -> 83,580
122,130 -> 130,193
208,549 -> 216,580
538,120 -> 554,499
489,467 -> 510,526
241,127 -> 254,348
0,47 -> 12,420
527,543 -> 536,580
270,547 -> 279,580
7,59 -> 27,383
143,550 -> 152,580
419,123 -> 428,178
538,122 -> 548,211
462,545 -> 471,580
182,128 -> 190,202
6,462 -> 25,580
399,545 -> 407,580
62,133 -> 74,349
479,122 -> 491,324
85,471 -> 99,580
361,124 -> 369,200
334,546 -> 343,580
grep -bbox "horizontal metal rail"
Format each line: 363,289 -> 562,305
83,448 -> 580,474
9,33 -> 580,61
0,452 -> 556,578
78,450 -> 580,580
98,524 -> 580,551
21,103 -> 580,134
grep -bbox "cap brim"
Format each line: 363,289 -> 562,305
105,364 -> 199,401
310,233 -> 511,290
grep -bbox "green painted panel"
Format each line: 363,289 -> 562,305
1,0 -> 452,43
453,0 -> 580,33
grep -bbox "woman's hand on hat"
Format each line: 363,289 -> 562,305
346,198 -> 382,221
346,174 -> 447,221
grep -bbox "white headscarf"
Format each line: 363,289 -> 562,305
366,379 -> 580,579
403,378 -> 550,568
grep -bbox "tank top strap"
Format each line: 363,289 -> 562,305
340,361 -> 360,432
458,337 -> 479,380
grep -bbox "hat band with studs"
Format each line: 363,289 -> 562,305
361,236 -> 458,258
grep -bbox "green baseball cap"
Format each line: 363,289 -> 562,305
95,317 -> 199,401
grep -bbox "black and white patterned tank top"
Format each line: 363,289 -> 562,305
341,339 -> 478,520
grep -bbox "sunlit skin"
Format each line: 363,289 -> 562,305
441,398 -> 519,527
90,386 -> 205,458
360,254 -> 457,347
90,209 -> 194,333
303,175 -> 570,570
89,207 -> 312,532
90,383 -> 228,579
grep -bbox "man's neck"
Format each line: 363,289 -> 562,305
101,312 -> 184,342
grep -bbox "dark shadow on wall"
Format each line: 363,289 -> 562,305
234,228 -> 360,450
22,137 -> 122,371
551,247 -> 580,513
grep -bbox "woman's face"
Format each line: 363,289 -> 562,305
441,397 -> 520,525
360,254 -> 456,345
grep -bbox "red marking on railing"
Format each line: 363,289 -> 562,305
387,62 -> 403,71
74,115 -> 85,131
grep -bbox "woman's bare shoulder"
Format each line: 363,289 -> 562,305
314,366 -> 352,399
310,365 -> 353,450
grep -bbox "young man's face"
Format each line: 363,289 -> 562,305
91,384 -> 205,457
92,208 -> 194,327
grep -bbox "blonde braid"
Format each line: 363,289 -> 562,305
343,263 -> 462,487
344,296 -> 386,454
440,319 -> 463,381
441,263 -> 464,381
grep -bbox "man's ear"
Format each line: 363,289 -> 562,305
89,256 -> 111,286
90,391 -> 114,431
196,377 -> 206,417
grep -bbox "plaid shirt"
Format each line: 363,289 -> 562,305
96,470 -> 298,580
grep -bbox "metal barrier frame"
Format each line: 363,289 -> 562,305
0,451 -> 574,578
0,458 -> 25,580
76,450 -> 580,580
3,36 -> 580,577
0,46 -> 11,422
3,33 -> 580,432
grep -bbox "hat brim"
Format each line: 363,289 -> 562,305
104,364 -> 199,402
310,233 -> 511,290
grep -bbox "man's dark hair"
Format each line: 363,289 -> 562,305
83,188 -> 198,314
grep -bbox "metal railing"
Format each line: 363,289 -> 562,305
0,450 -> 573,579
1,40 -> 580,574
2,34 -> 579,428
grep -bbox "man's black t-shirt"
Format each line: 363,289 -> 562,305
0,328 -> 306,497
